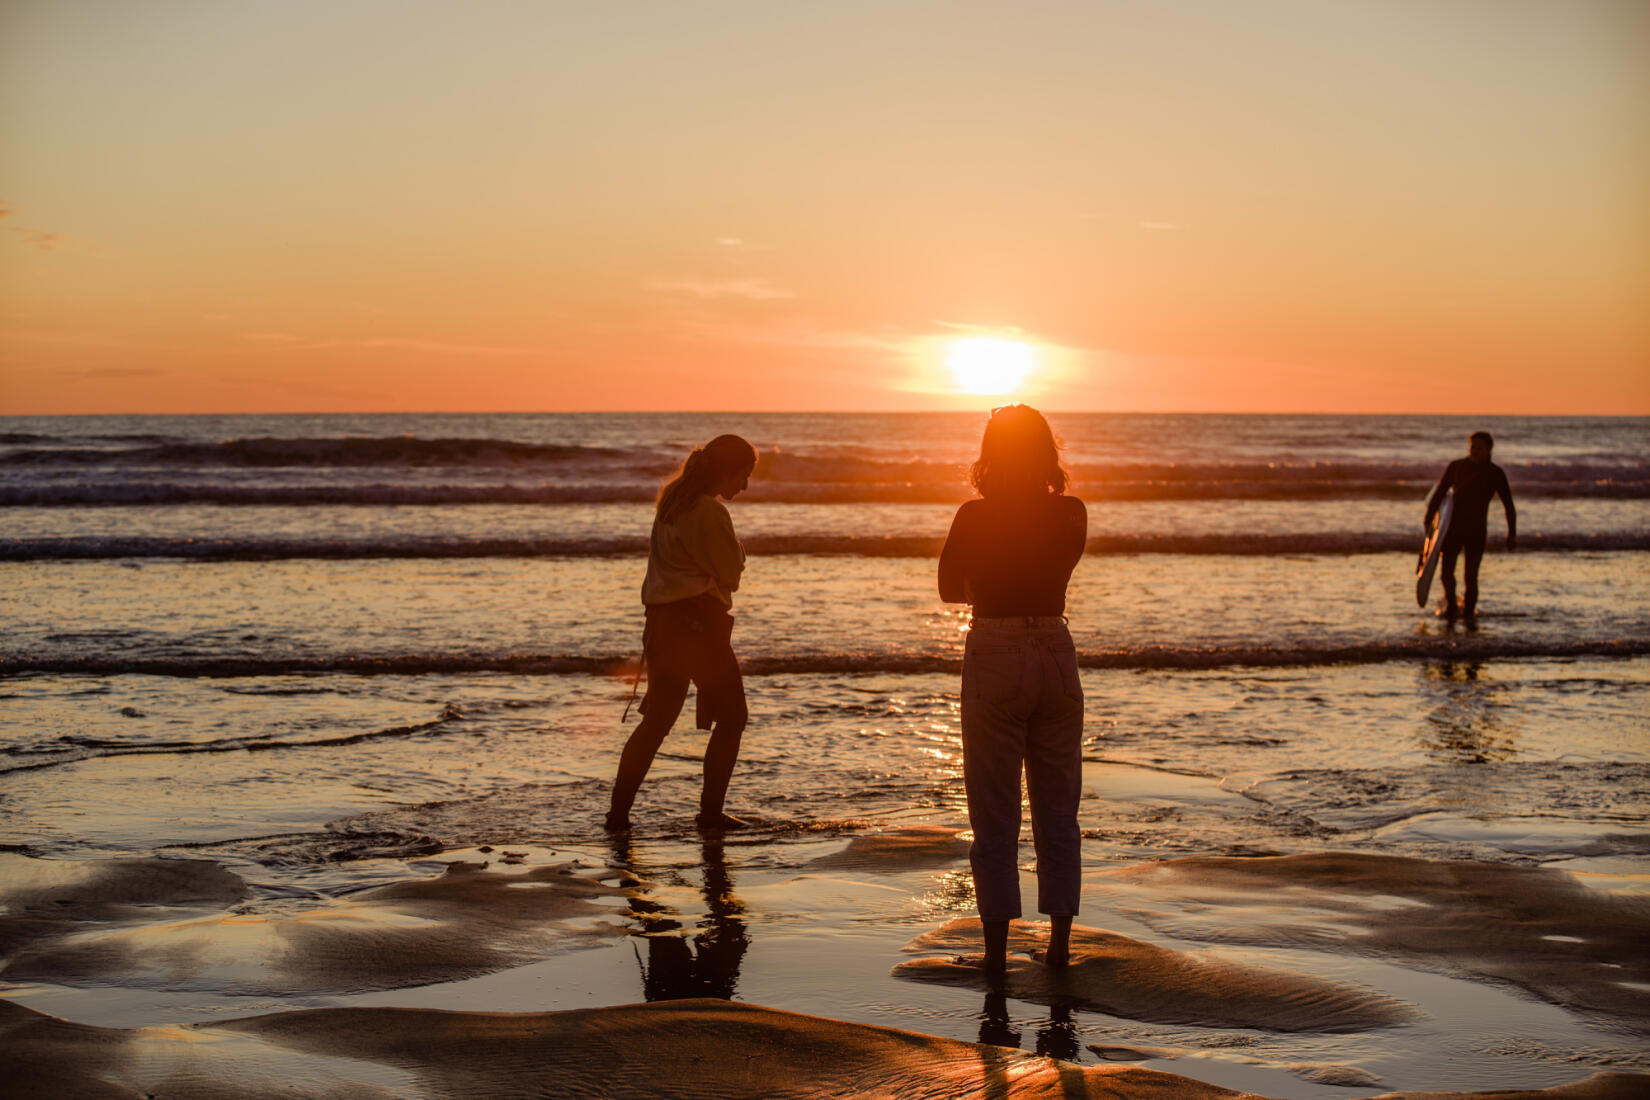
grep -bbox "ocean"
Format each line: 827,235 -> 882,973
2,411 -> 1647,1098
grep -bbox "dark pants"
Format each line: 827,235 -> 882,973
610,597 -> 747,820
1441,526 -> 1488,615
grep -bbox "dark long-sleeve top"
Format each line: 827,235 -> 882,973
938,493 -> 1087,616
1425,458 -> 1516,537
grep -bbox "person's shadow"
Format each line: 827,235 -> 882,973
611,833 -> 749,1001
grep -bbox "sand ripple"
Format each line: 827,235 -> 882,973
803,825 -> 972,872
894,918 -> 1418,1033
1,853 -> 634,995
4,997 -> 1646,1100
1105,853 -> 1650,1032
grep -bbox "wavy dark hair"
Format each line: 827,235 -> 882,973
968,404 -> 1069,499
656,434 -> 758,523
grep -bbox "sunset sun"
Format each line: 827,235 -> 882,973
944,337 -> 1037,396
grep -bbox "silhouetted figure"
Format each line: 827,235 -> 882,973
939,405 -> 1087,979
607,434 -> 757,832
1425,431 -> 1516,619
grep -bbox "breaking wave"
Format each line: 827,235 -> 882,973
3,638 -> 1644,681
0,437 -> 635,468
2,532 -> 1645,561
3,434 -> 1646,505
0,708 -> 463,775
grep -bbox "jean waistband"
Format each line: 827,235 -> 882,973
969,615 -> 1069,632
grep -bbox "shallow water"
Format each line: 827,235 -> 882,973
4,662 -> 1645,889
5,552 -> 1647,676
3,412 -> 1646,1097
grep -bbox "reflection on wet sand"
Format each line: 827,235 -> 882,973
978,991 -> 1080,1062
0,851 -> 632,996
1421,660 -> 1521,763
609,834 -> 749,1003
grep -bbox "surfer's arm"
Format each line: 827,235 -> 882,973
1423,464 -> 1455,528
1497,469 -> 1517,549
938,504 -> 974,604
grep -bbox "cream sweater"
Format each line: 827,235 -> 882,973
640,494 -> 745,608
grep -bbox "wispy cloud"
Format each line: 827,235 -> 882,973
239,332 -> 535,356
675,314 -> 912,356
3,329 -> 148,349
2,205 -> 74,248
66,367 -> 167,379
649,278 -> 796,301
931,320 -> 1030,337
10,228 -> 72,250
715,237 -> 771,253
353,337 -> 535,356
212,373 -> 388,400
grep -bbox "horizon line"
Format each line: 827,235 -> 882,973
3,409 -> 1647,419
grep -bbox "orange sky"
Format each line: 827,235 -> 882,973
3,1 -> 1647,415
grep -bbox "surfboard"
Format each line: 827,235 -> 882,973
1416,492 -> 1454,608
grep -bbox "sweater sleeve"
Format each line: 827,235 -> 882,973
686,499 -> 745,595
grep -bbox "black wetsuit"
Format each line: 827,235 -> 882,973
1425,458 -> 1516,615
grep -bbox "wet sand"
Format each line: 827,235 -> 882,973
4,996 -> 1647,1100
894,918 -> 1420,1032
3,830 -> 1648,1097
1102,853 -> 1650,1031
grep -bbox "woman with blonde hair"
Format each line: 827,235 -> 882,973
607,433 -> 758,833
939,405 -> 1087,974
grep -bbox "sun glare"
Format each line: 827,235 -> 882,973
945,337 -> 1036,396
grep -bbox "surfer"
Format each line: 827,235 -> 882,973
939,405 -> 1087,977
1424,431 -> 1516,619
606,434 -> 758,833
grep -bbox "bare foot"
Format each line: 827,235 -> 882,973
1031,945 -> 1071,968
952,952 -> 1008,979
1042,914 -> 1073,968
603,811 -> 631,833
695,811 -> 750,832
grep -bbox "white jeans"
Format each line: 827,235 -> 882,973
961,616 -> 1084,922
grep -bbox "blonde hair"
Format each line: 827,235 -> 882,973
968,405 -> 1069,499
656,434 -> 758,523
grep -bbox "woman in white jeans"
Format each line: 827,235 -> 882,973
939,405 -> 1086,976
